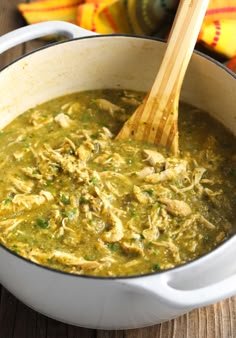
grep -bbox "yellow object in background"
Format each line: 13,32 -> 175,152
18,0 -> 236,70
18,0 -> 83,25
77,0 -> 132,34
200,20 -> 236,58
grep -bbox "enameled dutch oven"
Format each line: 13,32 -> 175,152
0,21 -> 236,330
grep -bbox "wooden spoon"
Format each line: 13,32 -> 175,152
116,0 -> 209,155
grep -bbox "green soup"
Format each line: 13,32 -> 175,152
0,89 -> 235,276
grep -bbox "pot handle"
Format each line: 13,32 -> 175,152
125,272 -> 236,309
122,238 -> 236,308
0,21 -> 96,55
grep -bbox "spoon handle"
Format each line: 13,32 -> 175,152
150,0 -> 209,99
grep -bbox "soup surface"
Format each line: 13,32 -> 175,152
0,89 -> 235,276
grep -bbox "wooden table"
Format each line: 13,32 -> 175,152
0,1 -> 236,337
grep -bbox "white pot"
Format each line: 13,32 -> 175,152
0,21 -> 236,330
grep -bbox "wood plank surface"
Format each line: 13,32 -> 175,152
0,0 -> 236,337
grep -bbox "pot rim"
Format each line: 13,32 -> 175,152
1,33 -> 236,80
0,33 -> 235,281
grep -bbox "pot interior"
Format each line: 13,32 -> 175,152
0,35 -> 235,134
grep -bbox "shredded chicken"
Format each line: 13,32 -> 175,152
120,241 -> 144,256
52,251 -> 100,269
0,219 -> 23,235
152,240 -> 181,263
54,113 -> 72,128
101,127 -> 113,139
135,166 -> 155,178
142,206 -> 161,241
102,211 -> 124,243
76,140 -> 95,162
29,110 -> 53,128
21,167 -> 42,180
145,160 -> 187,183
198,214 -> 215,229
143,149 -> 165,166
95,99 -> 125,116
133,185 -> 151,204
10,177 -> 34,194
159,197 -> 192,217
121,95 -> 141,106
12,190 -> 53,209
178,167 -> 206,192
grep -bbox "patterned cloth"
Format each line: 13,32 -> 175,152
18,0 -> 236,72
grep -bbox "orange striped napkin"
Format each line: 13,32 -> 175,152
18,0 -> 83,25
18,0 -> 236,72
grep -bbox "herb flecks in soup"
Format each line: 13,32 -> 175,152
0,90 -> 235,277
